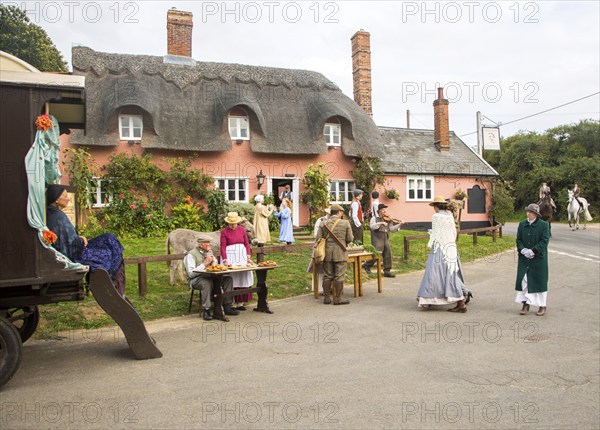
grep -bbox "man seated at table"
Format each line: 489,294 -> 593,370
184,235 -> 239,321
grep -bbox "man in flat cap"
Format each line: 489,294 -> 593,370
515,203 -> 550,316
316,204 -> 354,305
362,203 -> 403,278
184,235 -> 239,321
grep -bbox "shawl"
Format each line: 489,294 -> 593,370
428,211 -> 459,273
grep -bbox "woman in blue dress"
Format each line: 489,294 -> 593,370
45,184 -> 127,296
273,198 -> 294,245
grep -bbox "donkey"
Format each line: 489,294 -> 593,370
166,219 -> 256,285
567,189 -> 593,231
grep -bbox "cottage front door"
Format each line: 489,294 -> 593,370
267,177 -> 299,227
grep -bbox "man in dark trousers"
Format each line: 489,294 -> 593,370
184,235 -> 239,321
350,189 -> 364,244
316,204 -> 354,305
362,204 -> 403,278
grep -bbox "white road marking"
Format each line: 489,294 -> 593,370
549,250 -> 599,262
575,251 -> 600,259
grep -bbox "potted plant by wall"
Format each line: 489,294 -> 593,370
385,189 -> 399,200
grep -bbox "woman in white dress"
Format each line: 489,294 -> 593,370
416,196 -> 467,312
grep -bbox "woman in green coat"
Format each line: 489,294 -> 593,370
515,203 -> 550,316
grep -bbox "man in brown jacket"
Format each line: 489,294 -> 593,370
316,204 -> 354,305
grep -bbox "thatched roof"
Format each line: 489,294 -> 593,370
379,127 -> 498,177
69,47 -> 383,157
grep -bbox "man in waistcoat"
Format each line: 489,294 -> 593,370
350,189 -> 364,244
184,235 -> 239,321
362,204 -> 403,278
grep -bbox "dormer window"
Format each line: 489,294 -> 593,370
324,120 -> 341,146
119,115 -> 143,140
228,107 -> 250,140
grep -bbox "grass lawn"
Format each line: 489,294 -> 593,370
36,229 -> 515,338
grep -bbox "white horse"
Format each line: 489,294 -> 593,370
567,189 -> 593,231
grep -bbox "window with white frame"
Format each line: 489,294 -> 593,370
215,178 -> 248,202
329,180 -> 355,204
119,115 -> 143,140
90,178 -> 112,208
228,116 -> 250,140
407,175 -> 434,201
324,123 -> 341,146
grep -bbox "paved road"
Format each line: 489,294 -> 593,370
1,223 -> 598,429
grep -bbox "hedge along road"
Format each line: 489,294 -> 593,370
1,222 -> 598,429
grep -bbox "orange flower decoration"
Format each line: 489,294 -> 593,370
35,114 -> 53,131
42,230 -> 57,245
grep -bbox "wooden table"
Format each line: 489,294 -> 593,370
312,252 -> 382,299
195,265 -> 279,313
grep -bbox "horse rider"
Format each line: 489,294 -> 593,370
573,182 -> 583,210
539,182 -> 556,212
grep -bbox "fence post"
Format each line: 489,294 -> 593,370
404,237 -> 409,260
472,232 -> 478,246
499,226 -> 503,238
138,263 -> 147,296
255,247 -> 265,264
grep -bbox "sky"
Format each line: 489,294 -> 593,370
12,0 -> 600,149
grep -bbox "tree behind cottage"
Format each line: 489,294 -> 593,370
485,119 -> 599,218
0,4 -> 67,72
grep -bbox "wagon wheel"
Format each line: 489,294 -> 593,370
1,306 -> 40,343
0,317 -> 23,388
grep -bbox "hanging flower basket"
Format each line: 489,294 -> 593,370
385,189 -> 399,200
454,188 -> 467,200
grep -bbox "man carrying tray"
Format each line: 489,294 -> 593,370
184,235 -> 240,321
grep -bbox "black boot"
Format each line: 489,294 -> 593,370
383,271 -> 396,278
202,308 -> 213,321
223,304 -> 240,316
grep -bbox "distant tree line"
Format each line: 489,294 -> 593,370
485,119 -> 599,219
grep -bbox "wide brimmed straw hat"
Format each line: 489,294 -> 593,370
524,203 -> 542,218
224,211 -> 243,224
429,195 -> 448,206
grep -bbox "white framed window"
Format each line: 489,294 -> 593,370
228,116 -> 250,140
90,178 -> 112,208
329,180 -> 355,204
119,115 -> 143,140
407,175 -> 434,201
324,123 -> 341,146
215,177 -> 249,202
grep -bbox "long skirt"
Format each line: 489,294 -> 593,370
225,243 -> 254,303
515,274 -> 547,307
78,233 -> 126,296
417,248 -> 465,307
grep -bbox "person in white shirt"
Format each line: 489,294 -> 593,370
370,191 -> 380,219
279,184 -> 292,201
308,208 -> 331,293
350,189 -> 364,243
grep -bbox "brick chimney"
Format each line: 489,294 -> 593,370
167,8 -> 193,57
433,87 -> 450,152
351,30 -> 373,117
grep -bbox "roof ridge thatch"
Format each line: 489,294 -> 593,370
73,46 -> 338,91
